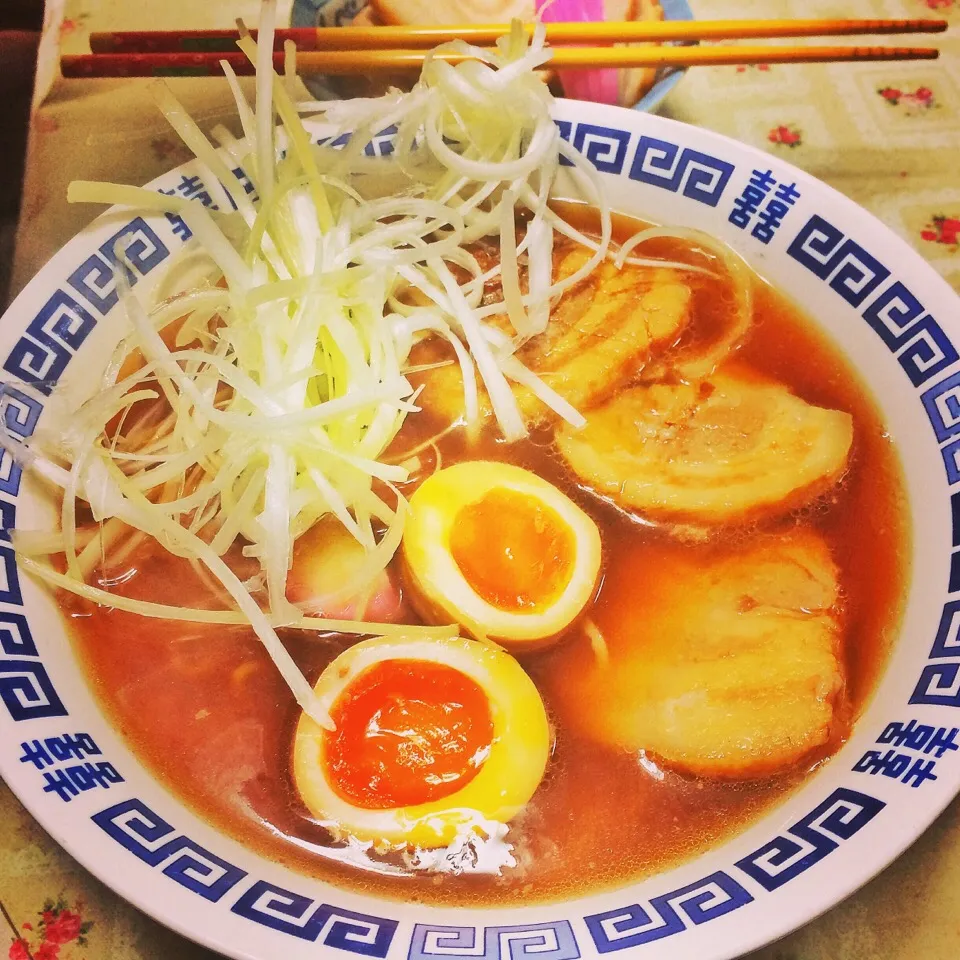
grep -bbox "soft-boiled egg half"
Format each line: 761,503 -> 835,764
292,635 -> 551,848
401,462 -> 602,650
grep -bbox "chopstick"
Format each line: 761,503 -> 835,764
61,44 -> 941,79
88,18 -> 948,54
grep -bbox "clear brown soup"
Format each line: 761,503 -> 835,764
66,208 -> 909,906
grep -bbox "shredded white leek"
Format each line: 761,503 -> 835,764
20,556 -> 455,638
3,4 -> 686,725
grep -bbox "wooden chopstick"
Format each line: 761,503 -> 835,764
88,18 -> 948,54
61,44 -> 940,79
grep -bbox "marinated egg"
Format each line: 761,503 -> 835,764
292,635 -> 551,848
401,462 -> 602,649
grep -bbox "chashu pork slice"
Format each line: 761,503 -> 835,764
415,247 -> 692,429
546,529 -> 845,779
557,372 -> 853,526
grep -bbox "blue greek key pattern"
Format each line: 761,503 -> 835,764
231,881 -> 397,955
409,922 -> 578,960
2,118 -> 960,958
364,125 -> 397,157
0,659 -> 67,721
0,384 -> 42,497
0,542 -> 22,606
81,786 -> 888,956
911,600 -> 960,707
583,872 -> 752,953
629,136 -> 734,207
0,496 -> 15,540
313,119 -> 737,206
923,370 -> 960,444
788,215 -> 958,389
735,788 -> 885,891
2,290 -> 97,395
67,255 -> 118,316
929,600 -> 960,659
572,124 -> 632,175
92,799 -> 246,902
0,610 -> 35,656
911,662 -> 960,707
918,371 -> 960,601
788,215 -> 890,305
96,217 -> 170,288
3,218 -> 168,397
864,281 -> 926,349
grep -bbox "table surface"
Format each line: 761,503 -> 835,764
3,0 -> 960,957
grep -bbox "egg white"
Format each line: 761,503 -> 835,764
292,634 -> 551,849
401,461 -> 602,650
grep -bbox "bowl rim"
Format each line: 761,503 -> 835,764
1,98 -> 959,960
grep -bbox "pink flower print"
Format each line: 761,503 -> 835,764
768,124 -> 802,147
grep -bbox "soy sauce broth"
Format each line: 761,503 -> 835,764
65,208 -> 908,906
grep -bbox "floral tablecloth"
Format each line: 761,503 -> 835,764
2,1 -> 959,958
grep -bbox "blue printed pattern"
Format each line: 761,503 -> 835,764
92,799 -> 247,902
735,788 -> 885,891
584,872 -> 752,953
0,384 -> 42,498
2,290 -> 97,395
728,169 -> 801,244
409,922 -> 579,960
0,495 -> 14,540
0,611 -> 35,656
157,169 -> 258,237
943,440 -> 960,487
4,219 -> 168,394
231,881 -> 397,955
0,660 -> 67,721
0,134 -> 959,959
4,218 -> 167,388
572,124 -> 632,175
20,732 -> 101,768
853,719 -> 956,788
0,212 -> 182,725
911,600 -> 960,705
629,136 -> 734,207
315,119 -> 738,209
75,786 -> 891,953
19,732 -> 123,802
527,120 -> 736,208
364,126 -> 398,157
920,365 -> 960,598
0,541 -> 22,606
0,381 -> 64,721
315,127 -> 397,157
41,760 -> 124,801
788,215 -> 957,387
923,371 -> 960,445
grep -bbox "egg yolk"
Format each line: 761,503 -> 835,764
324,660 -> 494,810
449,489 -> 576,612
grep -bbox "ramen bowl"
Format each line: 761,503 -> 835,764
0,97 -> 957,960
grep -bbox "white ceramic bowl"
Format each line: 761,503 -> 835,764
1,100 -> 959,960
